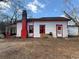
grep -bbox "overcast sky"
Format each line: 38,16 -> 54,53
0,0 -> 78,18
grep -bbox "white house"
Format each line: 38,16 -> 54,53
5,10 -> 70,38
68,20 -> 79,36
16,17 -> 70,38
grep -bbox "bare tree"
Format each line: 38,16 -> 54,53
64,0 -> 79,24
0,0 -> 23,22
0,0 -> 23,36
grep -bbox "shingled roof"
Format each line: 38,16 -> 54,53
17,17 -> 70,22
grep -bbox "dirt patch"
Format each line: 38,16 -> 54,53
0,38 -> 79,59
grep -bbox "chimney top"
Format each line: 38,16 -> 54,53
22,10 -> 27,17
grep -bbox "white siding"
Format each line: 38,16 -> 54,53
68,27 -> 78,36
16,22 -> 22,37
16,21 -> 68,38
68,20 -> 75,25
34,21 -> 68,37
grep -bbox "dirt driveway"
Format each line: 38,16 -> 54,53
0,38 -> 79,59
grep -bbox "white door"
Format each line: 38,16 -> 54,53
56,24 -> 63,37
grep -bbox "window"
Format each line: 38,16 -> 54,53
29,25 -> 33,33
10,27 -> 16,35
58,26 -> 61,30
40,25 -> 45,33
56,24 -> 62,30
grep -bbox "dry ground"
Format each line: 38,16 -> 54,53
0,38 -> 79,59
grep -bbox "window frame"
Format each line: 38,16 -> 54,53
29,25 -> 34,33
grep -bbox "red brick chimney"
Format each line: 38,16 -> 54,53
21,10 -> 28,40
